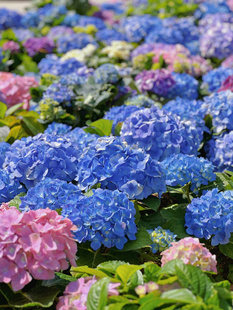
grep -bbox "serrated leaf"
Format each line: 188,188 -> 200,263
116,264 -> 143,290
22,116 -> 44,136
121,227 -> 151,251
86,277 -> 110,310
55,272 -> 77,282
160,204 -> 187,220
140,195 -> 161,212
90,119 -> 113,136
6,125 -> 29,143
70,266 -> 110,279
161,288 -> 197,303
9,192 -> 26,208
0,102 -> 7,118
97,261 -> 126,276
162,219 -> 189,239
219,235 -> 233,259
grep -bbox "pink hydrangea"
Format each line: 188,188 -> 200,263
161,237 -> 217,273
218,75 -> 233,92
0,202 -> 10,213
0,207 -> 77,291
227,0 -> 233,11
0,72 -> 38,109
2,41 -> 20,54
57,276 -> 120,310
222,55 -> 233,68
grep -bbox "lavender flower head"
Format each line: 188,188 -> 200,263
47,26 -> 75,40
23,37 -> 55,57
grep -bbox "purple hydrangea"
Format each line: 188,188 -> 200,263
47,26 -> 75,40
23,37 -> 55,57
75,136 -> 166,200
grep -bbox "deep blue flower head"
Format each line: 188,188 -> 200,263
121,106 -> 201,162
125,95 -> 157,108
21,11 -> 40,28
59,73 -> 86,86
161,154 -> 216,193
104,105 -> 142,133
44,122 -> 72,136
56,33 -> 97,54
120,15 -> 162,42
62,188 -> 137,250
206,131 -> 233,172
3,133 -> 80,189
202,91 -> 233,133
96,29 -> 127,44
101,3 -> 125,14
194,1 -> 230,19
78,16 -> 106,30
37,4 -> 67,18
64,127 -> 98,149
12,28 -> 34,42
168,73 -> 199,100
0,169 -> 25,203
0,142 -> 11,168
0,8 -> 22,30
94,64 -> 119,84
20,178 -> 82,213
75,136 -> 166,200
38,55 -> 84,76
202,67 -> 233,93
185,188 -> 233,246
42,83 -> 74,104
62,13 -> 81,27
148,227 -> 176,254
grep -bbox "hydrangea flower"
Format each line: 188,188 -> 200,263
199,13 -> 233,34
44,122 -> 72,135
60,44 -> 97,63
12,28 -> 34,42
62,13 -> 81,27
218,75 -> 233,92
2,41 -> 20,54
125,95 -> 156,108
3,133 -> 80,189
94,64 -> 119,84
21,11 -> 40,28
101,41 -> 134,60
47,26 -> 75,40
135,69 -> 176,97
78,16 -> 106,30
0,207 -> 77,291
202,67 -> 233,93
42,83 -> 75,104
96,28 -> 127,44
62,188 -> 137,250
202,90 -> 233,133
161,154 -> 216,192
185,189 -> 233,246
0,8 -> 22,30
195,1 -> 230,19
64,127 -> 98,149
121,106 -> 200,162
0,169 -> 25,203
0,142 -> 10,168
56,33 -> 97,54
104,105 -> 142,133
57,276 -> 120,310
23,37 -> 55,57
75,136 -> 166,200
161,237 -> 217,272
20,178 -> 82,213
222,54 -> 233,68
38,55 -> 84,76
148,227 -> 177,254
168,73 -> 198,100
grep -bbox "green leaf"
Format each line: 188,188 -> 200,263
162,219 -> 189,239
160,204 -> 187,220
116,264 -> 144,290
213,286 -> 232,310
5,103 -> 24,116
0,102 -> 7,118
159,259 -> 185,276
6,125 -> 29,143
9,192 -> 26,208
22,116 -> 44,135
161,288 -> 198,303
97,261 -> 126,277
121,227 -> 151,251
86,277 -> 110,310
0,126 -> 10,142
140,195 -> 161,212
143,263 -> 161,282
219,235 -> 233,259
70,266 -> 110,279
1,29 -> 17,41
55,272 -> 77,282
114,122 -> 122,136
139,211 -> 166,230
90,119 -> 113,136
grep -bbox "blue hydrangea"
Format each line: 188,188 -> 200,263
0,8 -> 22,30
0,142 -> 10,168
12,28 -> 34,42
38,55 -> 84,76
168,73 -> 199,100
44,122 -> 72,135
3,133 -> 80,189
121,106 -> 201,162
62,188 -> 137,250
202,91 -> 233,133
76,66 -> 94,79
56,33 -> 97,54
19,178 -> 82,212
120,15 -> 162,42
60,73 -> 86,86
64,127 -> 98,149
161,154 -> 216,193
185,188 -> 233,246
37,4 -> 67,18
202,67 -> 233,93
194,1 -> 230,19
21,11 -> 40,27
148,227 -> 177,254
42,83 -> 75,104
101,3 -> 125,14
78,16 -> 106,30
206,131 -> 233,172
104,105 -> 142,134
0,169 -> 26,203
94,64 -> 119,84
75,136 -> 166,200
96,29 -> 127,45
125,95 -> 157,108
62,13 -> 81,27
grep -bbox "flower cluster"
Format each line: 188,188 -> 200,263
44,122 -> 72,136
65,127 -> 98,149
13,28 -> 33,42
168,72 -> 198,100
57,277 -> 120,310
135,282 -> 160,297
20,178 -> 82,213
161,237 -> 217,272
3,133 -> 80,189
148,227 -> 177,254
56,33 -> 97,54
101,41 -> 134,60
0,72 -> 38,109
0,169 -> 25,203
0,207 -> 77,291
47,26 -> 75,40
42,83 -> 75,104
23,37 -> 55,57
96,28 -> 127,44
222,54 -> 233,68
94,63 -> 119,84
75,136 -> 166,200
0,142 -> 10,168
2,41 -> 20,54
0,8 -> 22,30
121,106 -> 200,162
185,189 -> 233,246
161,154 -> 216,192
202,67 -> 233,92
62,188 -> 137,250
218,75 -> 233,92
125,95 -> 156,108
60,44 -> 97,63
